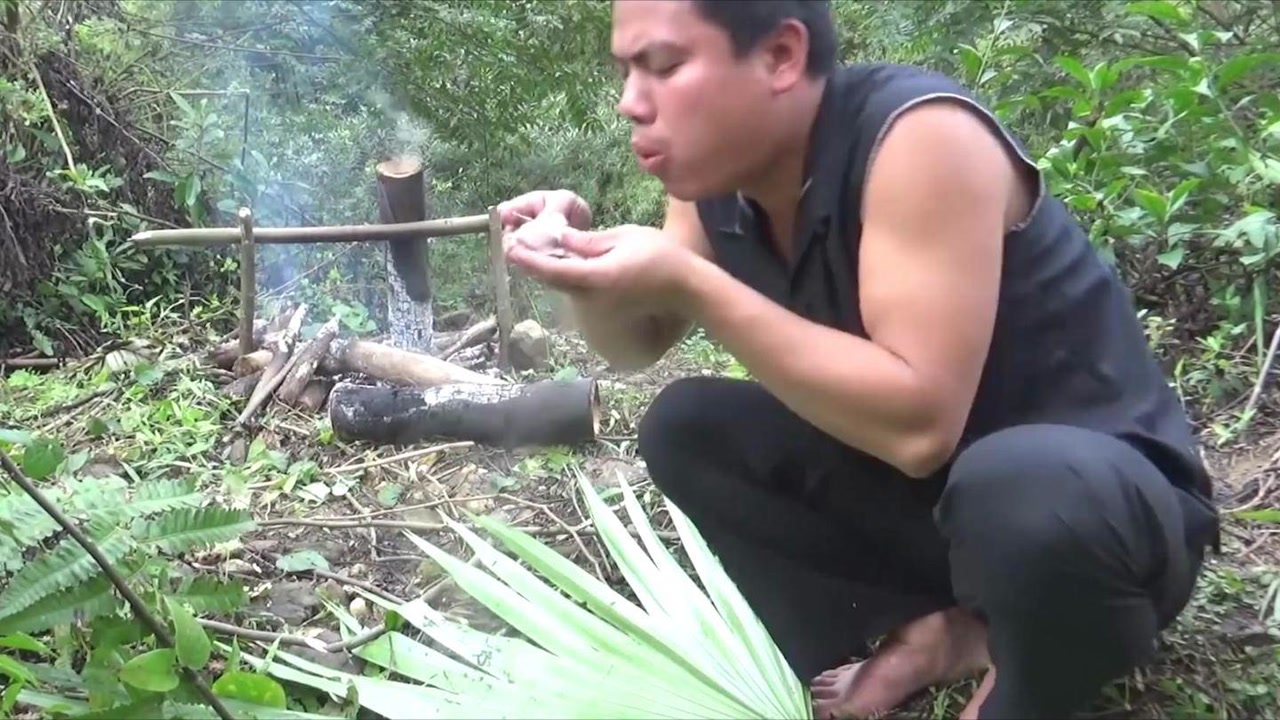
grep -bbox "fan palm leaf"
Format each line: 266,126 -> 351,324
242,471 -> 812,719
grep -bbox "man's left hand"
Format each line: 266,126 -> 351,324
507,224 -> 695,308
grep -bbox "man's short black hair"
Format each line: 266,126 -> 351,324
690,0 -> 837,77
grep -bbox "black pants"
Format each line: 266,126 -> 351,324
637,376 -> 1217,719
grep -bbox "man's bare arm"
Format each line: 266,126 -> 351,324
677,102 -> 1026,477
564,197 -> 711,371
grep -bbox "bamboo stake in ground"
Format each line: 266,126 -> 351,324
488,206 -> 514,371
238,207 -> 257,357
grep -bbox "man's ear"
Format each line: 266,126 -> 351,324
757,18 -> 810,93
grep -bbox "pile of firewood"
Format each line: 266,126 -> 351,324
212,305 -> 600,449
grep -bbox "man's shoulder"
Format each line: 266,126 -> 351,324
832,62 -> 978,114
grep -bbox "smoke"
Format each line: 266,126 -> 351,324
167,1 -> 447,334
363,85 -> 435,170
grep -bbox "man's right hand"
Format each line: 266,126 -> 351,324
496,189 -> 593,257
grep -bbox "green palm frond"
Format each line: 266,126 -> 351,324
241,472 -> 812,719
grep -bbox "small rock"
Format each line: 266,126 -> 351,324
227,437 -> 249,465
510,319 -> 550,371
349,597 -> 369,620
222,558 -> 257,575
263,581 -> 321,626
315,579 -> 349,605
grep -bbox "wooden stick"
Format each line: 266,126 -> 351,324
488,206 -> 514,371
130,214 -> 489,247
237,207 -> 257,357
232,349 -> 272,377
437,316 -> 496,360
276,317 -> 340,406
321,338 -> 502,388
298,378 -> 334,413
236,304 -> 307,426
1,358 -> 66,368
224,370 -> 262,400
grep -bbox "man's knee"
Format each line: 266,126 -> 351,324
936,424 -> 1176,608
637,376 -> 721,463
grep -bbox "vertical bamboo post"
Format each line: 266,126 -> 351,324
236,207 -> 257,357
488,206 -> 514,371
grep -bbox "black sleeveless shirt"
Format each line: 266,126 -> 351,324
695,63 -> 1219,544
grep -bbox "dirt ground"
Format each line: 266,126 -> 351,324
211,321 -> 1280,719
8,314 -> 1273,718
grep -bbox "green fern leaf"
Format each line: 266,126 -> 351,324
0,557 -> 141,635
134,508 -> 256,554
128,477 -> 202,511
0,493 -> 61,573
62,476 -> 130,517
0,519 -> 135,621
170,575 -> 249,614
86,477 -> 204,525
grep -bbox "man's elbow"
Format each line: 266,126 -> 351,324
891,421 -> 963,480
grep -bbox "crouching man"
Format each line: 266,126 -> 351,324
498,1 -> 1220,717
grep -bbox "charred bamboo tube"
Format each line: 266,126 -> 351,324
129,214 -> 490,247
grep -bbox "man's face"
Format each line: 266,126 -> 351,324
611,0 -> 792,201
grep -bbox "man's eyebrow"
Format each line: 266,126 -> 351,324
611,40 -> 686,65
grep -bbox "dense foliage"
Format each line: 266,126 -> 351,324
4,0 -> 1276,420
1,1 -> 1278,718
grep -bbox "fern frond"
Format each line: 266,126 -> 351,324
0,492 -> 61,572
61,475 -> 130,517
170,575 -> 249,614
0,557 -> 139,635
0,476 -> 137,572
134,507 -> 256,554
128,477 -> 202,511
0,519 -> 135,621
95,477 -> 204,524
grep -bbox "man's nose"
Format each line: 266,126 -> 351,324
616,75 -> 654,124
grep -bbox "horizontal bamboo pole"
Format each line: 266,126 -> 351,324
129,213 -> 490,247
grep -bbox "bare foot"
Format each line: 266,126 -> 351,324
959,666 -> 997,720
810,607 -> 990,719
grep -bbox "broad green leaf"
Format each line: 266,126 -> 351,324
0,429 -> 34,446
1234,509 -> 1280,524
166,597 -> 211,670
118,649 -> 179,693
1125,0 -> 1186,23
1132,188 -> 1169,223
0,632 -> 50,655
1215,53 -> 1280,91
211,670 -> 288,709
274,549 -> 330,573
21,437 -> 64,480
0,654 -> 34,682
1053,55 -> 1092,90
1157,247 -> 1184,269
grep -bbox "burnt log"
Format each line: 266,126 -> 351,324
328,378 -> 600,448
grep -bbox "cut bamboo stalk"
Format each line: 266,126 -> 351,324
237,207 -> 257,357
129,214 -> 489,247
488,206 -> 514,371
